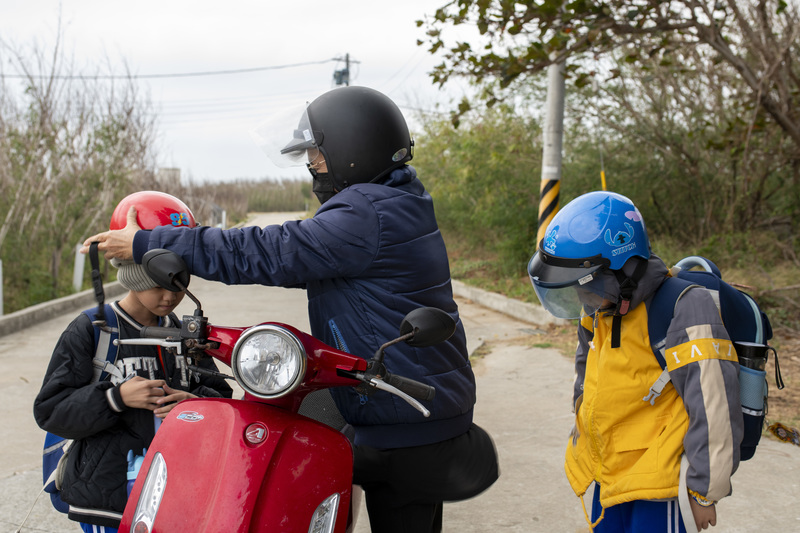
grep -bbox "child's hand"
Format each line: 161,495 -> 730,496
153,384 -> 197,418
689,497 -> 717,530
120,377 -> 166,410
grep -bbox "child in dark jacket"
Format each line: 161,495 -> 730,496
34,192 -> 233,532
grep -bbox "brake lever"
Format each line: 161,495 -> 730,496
353,372 -> 430,417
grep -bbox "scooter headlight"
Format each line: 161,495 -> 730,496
130,452 -> 167,533
232,325 -> 306,399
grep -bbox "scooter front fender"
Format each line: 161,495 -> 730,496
121,398 -> 355,533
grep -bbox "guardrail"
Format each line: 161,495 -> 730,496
0,282 -> 127,337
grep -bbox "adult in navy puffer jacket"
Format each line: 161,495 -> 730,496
85,86 -> 498,533
131,164 -> 476,449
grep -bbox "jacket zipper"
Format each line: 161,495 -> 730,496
588,310 -> 610,478
328,320 -> 367,404
328,319 -> 350,352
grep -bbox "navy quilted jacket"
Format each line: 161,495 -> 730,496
132,166 -> 476,448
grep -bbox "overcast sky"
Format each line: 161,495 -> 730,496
1,0 -> 473,182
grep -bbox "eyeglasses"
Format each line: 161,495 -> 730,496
306,157 -> 327,177
308,159 -> 326,170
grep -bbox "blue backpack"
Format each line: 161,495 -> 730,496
42,304 -> 120,513
646,256 -> 784,461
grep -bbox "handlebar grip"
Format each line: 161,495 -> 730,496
140,326 -> 182,339
384,373 -> 436,402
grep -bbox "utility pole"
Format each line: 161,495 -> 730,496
333,53 -> 351,86
333,54 -> 359,86
537,59 -> 565,246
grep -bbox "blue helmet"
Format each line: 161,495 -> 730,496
528,191 -> 651,319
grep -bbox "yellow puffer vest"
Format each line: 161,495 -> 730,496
565,302 -> 689,508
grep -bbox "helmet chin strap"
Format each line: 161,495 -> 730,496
610,258 -> 649,348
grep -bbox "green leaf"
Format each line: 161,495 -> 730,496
575,72 -> 592,88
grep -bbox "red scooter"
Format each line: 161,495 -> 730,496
118,249 -> 455,533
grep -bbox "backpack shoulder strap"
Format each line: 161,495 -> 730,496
88,241 -> 106,323
643,275 -> 696,405
648,275 -> 696,368
82,304 -> 122,383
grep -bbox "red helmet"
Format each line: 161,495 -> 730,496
110,191 -> 196,231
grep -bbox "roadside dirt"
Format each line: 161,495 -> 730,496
765,328 -> 800,428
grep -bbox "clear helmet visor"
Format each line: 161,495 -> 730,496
250,103 -> 320,169
529,280 -> 610,319
528,252 -> 617,319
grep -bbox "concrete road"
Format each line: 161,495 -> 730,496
2,212 -> 798,532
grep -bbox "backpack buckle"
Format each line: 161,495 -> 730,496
642,387 -> 661,406
643,368 -> 671,406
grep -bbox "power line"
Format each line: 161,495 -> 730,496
0,58 -> 338,80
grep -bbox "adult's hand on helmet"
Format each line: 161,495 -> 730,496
81,206 -> 140,261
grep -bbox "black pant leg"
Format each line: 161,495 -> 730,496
363,489 -> 442,533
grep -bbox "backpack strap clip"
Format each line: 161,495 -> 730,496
643,368 -> 671,406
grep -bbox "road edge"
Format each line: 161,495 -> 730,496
0,279 -> 563,338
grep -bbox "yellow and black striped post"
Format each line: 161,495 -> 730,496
600,148 -> 607,191
537,178 -> 560,246
537,59 -> 565,246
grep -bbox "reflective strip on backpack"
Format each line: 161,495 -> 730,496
43,439 -> 67,456
742,406 -> 764,417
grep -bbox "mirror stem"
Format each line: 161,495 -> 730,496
372,331 -> 415,364
175,280 -> 203,313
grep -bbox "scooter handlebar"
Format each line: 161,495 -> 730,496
140,326 -> 182,339
384,373 -> 436,402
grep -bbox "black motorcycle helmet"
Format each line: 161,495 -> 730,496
280,86 -> 414,191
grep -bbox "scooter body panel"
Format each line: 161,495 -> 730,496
121,398 -> 354,533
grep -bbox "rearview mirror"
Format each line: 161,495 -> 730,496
141,249 -> 191,292
399,307 -> 456,348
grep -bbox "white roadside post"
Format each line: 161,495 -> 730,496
73,243 -> 86,292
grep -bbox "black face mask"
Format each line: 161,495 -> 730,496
312,172 -> 337,204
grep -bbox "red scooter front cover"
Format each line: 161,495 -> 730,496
121,398 -> 355,533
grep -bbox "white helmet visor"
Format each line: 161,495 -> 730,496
250,104 -> 320,169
